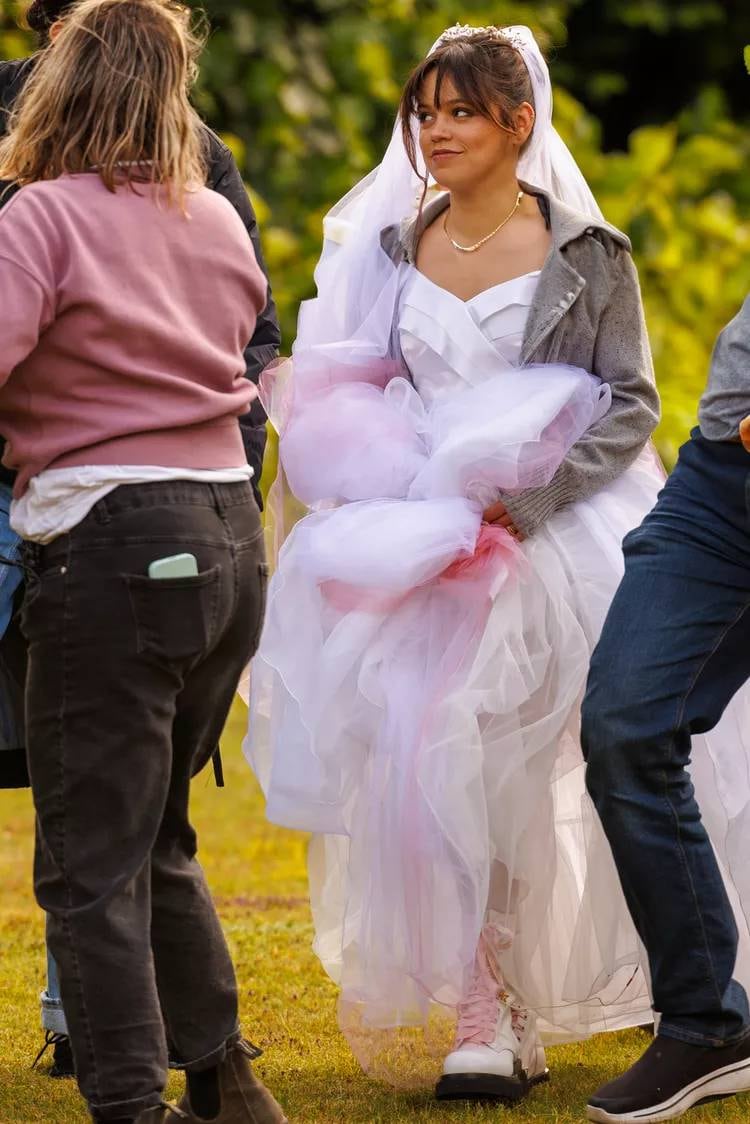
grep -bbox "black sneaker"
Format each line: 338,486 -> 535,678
50,1034 -> 75,1078
587,1033 -> 750,1122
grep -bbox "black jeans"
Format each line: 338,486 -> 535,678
22,481 -> 267,1120
582,432 -> 750,1046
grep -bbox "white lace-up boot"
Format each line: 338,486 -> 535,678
435,920 -> 549,1103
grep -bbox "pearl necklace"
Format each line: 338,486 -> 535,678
444,190 -> 524,253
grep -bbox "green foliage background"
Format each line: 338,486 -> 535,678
2,0 -> 749,465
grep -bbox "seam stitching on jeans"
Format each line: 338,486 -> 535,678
667,599 -> 750,1021
215,503 -> 239,640
659,1020 -> 727,1046
59,541 -> 102,1099
228,511 -> 240,625
204,564 -> 222,656
657,765 -> 720,1007
61,534 -> 239,551
673,598 -> 750,733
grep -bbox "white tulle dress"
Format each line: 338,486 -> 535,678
245,264 -> 671,1082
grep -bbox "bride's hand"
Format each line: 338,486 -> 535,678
483,501 -> 525,542
740,416 -> 750,453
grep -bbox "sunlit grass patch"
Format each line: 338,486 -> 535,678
0,701 -> 747,1122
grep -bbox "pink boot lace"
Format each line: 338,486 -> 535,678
454,921 -> 516,1048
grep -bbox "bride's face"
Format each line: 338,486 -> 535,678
416,70 -> 530,191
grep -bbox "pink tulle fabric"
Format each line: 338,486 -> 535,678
244,356 -> 640,1084
263,356 -> 610,510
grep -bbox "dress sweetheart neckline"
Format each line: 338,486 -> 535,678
406,264 -> 541,307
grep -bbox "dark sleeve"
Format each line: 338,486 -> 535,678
0,90 -> 23,484
205,131 -> 281,508
0,584 -> 29,789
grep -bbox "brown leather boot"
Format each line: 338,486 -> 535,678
178,1041 -> 288,1124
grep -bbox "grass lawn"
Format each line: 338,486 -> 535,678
1,700 -> 748,1123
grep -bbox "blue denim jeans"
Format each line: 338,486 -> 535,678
0,482 -> 21,643
0,487 -> 68,1037
582,430 -> 750,1047
42,945 -> 69,1036
0,482 -> 23,761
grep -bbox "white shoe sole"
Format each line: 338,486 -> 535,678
586,1056 -> 750,1122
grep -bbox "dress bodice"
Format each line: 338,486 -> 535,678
397,265 -> 540,408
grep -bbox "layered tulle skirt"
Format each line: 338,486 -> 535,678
244,362 -> 675,1081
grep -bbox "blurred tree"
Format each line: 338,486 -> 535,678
1,0 -> 749,464
559,0 -> 750,148
0,0 -> 31,56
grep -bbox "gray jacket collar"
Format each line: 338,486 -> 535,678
380,183 -> 630,365
383,181 -> 630,265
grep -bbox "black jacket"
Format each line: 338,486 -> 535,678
0,58 -> 280,788
0,57 -> 280,505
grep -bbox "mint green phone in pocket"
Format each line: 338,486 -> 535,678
147,553 -> 199,579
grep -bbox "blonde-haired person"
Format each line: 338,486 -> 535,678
0,2 -> 286,1122
0,0 -> 279,1080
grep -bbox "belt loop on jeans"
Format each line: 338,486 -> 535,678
210,482 -> 226,517
19,540 -> 43,590
92,495 -> 112,524
23,540 -> 42,570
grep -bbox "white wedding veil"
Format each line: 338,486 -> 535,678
293,23 -> 602,362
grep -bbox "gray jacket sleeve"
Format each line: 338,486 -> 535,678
501,248 -> 660,536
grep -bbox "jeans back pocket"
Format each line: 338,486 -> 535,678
125,565 -> 221,663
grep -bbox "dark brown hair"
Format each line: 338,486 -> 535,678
26,0 -> 74,35
399,33 -> 536,178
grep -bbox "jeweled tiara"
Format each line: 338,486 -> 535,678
438,23 -> 526,52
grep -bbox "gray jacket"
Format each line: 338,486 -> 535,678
698,293 -> 750,441
381,185 -> 660,535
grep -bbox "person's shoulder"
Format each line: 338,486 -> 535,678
201,125 -> 231,177
0,183 -> 60,260
0,175 -> 105,234
5,174 -> 96,208
189,182 -> 249,237
191,181 -> 237,214
517,182 -> 629,256
187,186 -> 264,295
0,181 -> 66,280
201,125 -> 243,195
0,57 -> 35,91
200,129 -> 257,229
543,191 -> 632,257
380,191 -> 450,265
0,178 -> 50,220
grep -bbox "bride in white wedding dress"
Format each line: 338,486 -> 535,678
245,23 -> 672,1104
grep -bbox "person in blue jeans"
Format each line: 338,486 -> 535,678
581,296 -> 750,1122
0,487 -> 73,1073
0,485 -> 22,638
0,485 -> 24,774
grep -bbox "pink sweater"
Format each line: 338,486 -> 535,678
0,174 -> 267,495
